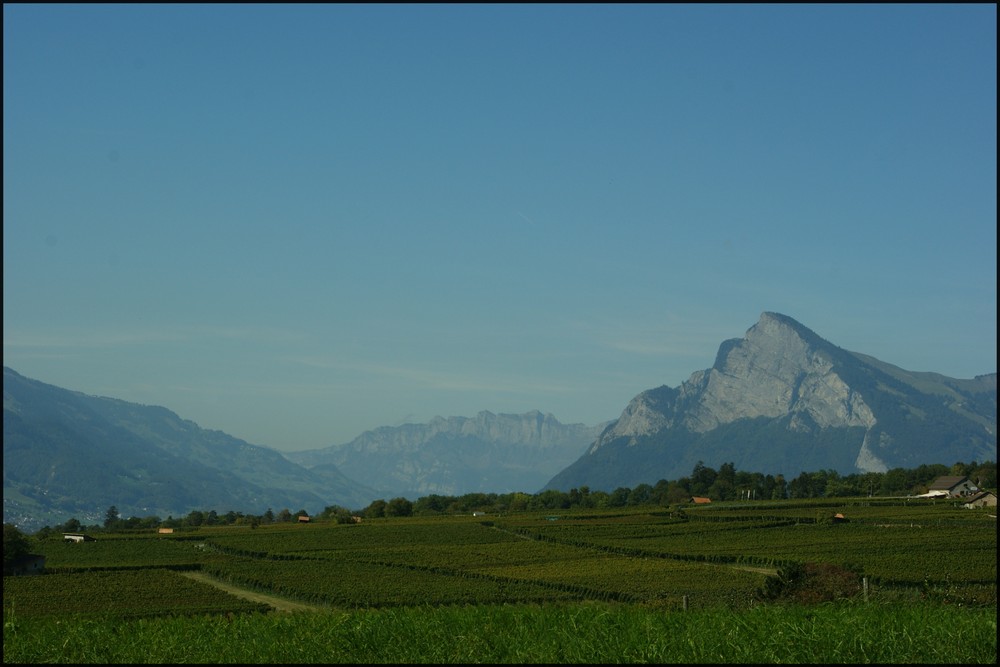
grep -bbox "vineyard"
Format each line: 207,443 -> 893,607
6,497 -> 995,620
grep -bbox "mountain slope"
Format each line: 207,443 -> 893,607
3,367 -> 378,531
285,411 -> 605,498
543,312 -> 996,491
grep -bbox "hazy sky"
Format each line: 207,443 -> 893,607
4,4 -> 996,452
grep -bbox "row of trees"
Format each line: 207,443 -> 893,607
30,460 -> 996,538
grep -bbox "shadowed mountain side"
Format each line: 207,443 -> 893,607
3,367 -> 378,531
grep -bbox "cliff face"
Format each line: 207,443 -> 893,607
597,313 -> 875,449
547,312 -> 996,491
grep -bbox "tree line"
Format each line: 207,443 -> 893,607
25,459 -> 996,539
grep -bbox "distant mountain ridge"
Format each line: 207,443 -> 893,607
3,367 -> 378,531
4,311 -> 995,531
285,411 -> 606,498
2,366 -> 602,531
544,312 -> 996,492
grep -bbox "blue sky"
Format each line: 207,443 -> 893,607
4,4 -> 996,452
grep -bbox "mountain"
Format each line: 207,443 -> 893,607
284,411 -> 605,498
543,312 -> 997,492
3,367 -> 379,532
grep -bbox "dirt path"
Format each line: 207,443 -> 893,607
179,571 -> 326,613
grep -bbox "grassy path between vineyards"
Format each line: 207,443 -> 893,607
179,571 -> 326,613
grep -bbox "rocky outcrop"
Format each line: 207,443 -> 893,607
595,313 -> 876,450
547,312 -> 996,491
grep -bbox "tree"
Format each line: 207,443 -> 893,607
608,487 -> 630,508
413,495 -> 449,515
386,497 -> 413,517
104,505 -> 121,529
3,524 -> 33,570
365,499 -> 387,518
880,468 -> 912,496
507,492 -> 532,512
690,462 -> 717,495
771,474 -> 788,500
969,461 -> 997,489
627,483 -> 653,506
529,489 -> 570,510
320,505 -> 355,524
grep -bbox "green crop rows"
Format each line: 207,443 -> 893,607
3,569 -> 269,618
5,500 -> 996,621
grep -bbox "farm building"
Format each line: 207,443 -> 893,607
297,515 -> 310,523
926,476 -> 980,498
690,496 -> 712,504
962,491 -> 997,509
63,533 -> 96,543
157,527 -> 174,534
4,554 -> 46,576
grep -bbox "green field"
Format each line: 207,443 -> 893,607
4,498 -> 997,663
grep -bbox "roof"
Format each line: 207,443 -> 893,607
690,496 -> 712,504
913,490 -> 950,498
963,490 -> 996,503
928,476 -> 970,491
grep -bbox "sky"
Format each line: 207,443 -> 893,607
4,4 -> 996,453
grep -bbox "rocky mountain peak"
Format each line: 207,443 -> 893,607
551,312 -> 995,491
594,311 -> 876,448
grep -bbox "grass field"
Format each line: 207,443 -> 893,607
4,498 -> 996,663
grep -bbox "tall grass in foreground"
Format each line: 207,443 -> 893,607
4,601 -> 996,664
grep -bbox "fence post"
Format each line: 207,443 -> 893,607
863,576 -> 868,602
682,595 -> 689,611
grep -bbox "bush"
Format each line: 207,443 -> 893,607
758,562 -> 862,604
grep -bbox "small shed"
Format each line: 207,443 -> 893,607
690,496 -> 712,504
157,527 -> 174,534
63,533 -> 96,543
297,515 -> 311,523
4,554 -> 46,576
962,491 -> 997,509
832,513 -> 848,523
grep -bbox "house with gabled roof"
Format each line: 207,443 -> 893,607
962,490 -> 997,509
927,476 -> 979,498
